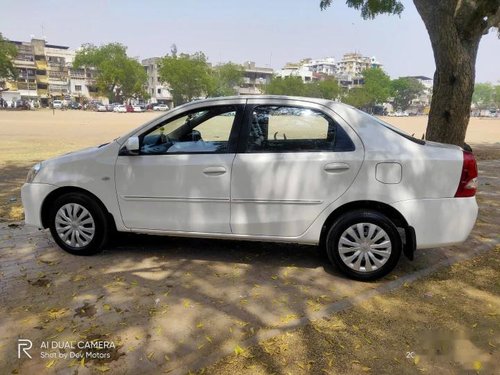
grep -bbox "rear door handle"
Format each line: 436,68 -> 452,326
203,166 -> 227,176
323,163 -> 350,173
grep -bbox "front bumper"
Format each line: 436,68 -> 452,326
21,183 -> 58,228
391,197 -> 478,249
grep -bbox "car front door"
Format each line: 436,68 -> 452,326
115,102 -> 244,233
230,98 -> 364,237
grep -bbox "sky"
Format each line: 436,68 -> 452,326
1,0 -> 499,82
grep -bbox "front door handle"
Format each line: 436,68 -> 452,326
203,166 -> 227,176
323,163 -> 350,173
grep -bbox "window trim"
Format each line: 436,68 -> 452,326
128,104 -> 245,156
237,103 -> 355,154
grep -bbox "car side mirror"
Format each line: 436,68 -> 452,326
125,136 -> 140,155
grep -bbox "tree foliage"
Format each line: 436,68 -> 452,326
343,87 -> 371,109
320,0 -> 500,146
307,78 -> 341,99
265,76 -> 306,96
209,62 -> 244,97
265,76 -> 340,99
361,68 -> 392,106
391,77 -> 425,111
73,43 -> 147,101
472,83 -> 497,109
320,0 -> 404,19
158,52 -> 213,105
0,33 -> 17,82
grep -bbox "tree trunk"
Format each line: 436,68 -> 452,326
414,0 -> 484,146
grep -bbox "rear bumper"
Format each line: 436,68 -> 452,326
21,183 -> 58,228
391,197 -> 478,249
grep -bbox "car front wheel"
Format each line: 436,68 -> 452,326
326,210 -> 402,281
48,192 -> 108,255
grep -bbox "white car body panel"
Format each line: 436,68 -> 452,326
21,183 -> 59,227
115,153 -> 235,232
23,143 -> 126,230
21,96 -> 478,252
391,197 -> 478,248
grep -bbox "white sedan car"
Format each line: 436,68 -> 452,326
114,105 -> 127,113
96,104 -> 107,112
132,105 -> 145,112
154,104 -> 169,111
22,96 -> 478,280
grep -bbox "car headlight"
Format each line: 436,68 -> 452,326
26,163 -> 42,183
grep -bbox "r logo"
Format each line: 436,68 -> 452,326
17,339 -> 32,359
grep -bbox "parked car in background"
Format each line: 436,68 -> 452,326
96,103 -> 107,112
114,105 -> 127,113
15,100 -> 31,110
21,96 -> 479,281
68,101 -> 82,110
145,103 -> 157,111
132,105 -> 145,112
52,100 -> 63,109
126,104 -> 134,112
154,104 -> 169,111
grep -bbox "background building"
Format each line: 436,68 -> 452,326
2,38 -> 106,106
403,75 -> 433,114
142,57 -> 173,107
276,53 -> 382,89
238,61 -> 274,95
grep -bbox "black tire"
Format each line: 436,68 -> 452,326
48,192 -> 108,255
325,210 -> 402,281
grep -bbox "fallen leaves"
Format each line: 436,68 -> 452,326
234,344 -> 245,356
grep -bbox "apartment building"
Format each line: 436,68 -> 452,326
142,57 -> 173,107
337,52 -> 383,88
337,52 -> 382,76
2,38 -> 103,106
238,61 -> 274,95
278,61 -> 315,83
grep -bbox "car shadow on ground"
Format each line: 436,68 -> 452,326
107,231 -> 422,279
108,232 -> 340,274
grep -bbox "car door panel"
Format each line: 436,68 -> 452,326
230,99 -> 364,237
115,103 -> 244,233
115,153 -> 235,232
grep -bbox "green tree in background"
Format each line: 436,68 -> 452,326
472,83 -> 495,109
343,87 -> 371,109
305,78 -> 341,100
495,85 -> 500,108
209,62 -> 244,97
265,76 -> 340,100
391,77 -> 425,111
158,52 -> 213,105
320,0 -> 500,146
265,76 -> 305,96
0,33 -> 17,83
73,43 -> 147,101
362,67 -> 392,108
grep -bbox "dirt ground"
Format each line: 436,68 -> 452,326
0,109 -> 499,374
205,245 -> 500,375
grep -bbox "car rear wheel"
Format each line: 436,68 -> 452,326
48,192 -> 108,255
326,210 -> 402,281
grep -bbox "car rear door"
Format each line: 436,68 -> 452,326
230,98 -> 364,237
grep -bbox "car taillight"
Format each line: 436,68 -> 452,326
454,151 -> 478,197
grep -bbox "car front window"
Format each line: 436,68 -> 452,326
140,105 -> 237,155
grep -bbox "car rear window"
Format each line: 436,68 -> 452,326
357,110 -> 426,145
